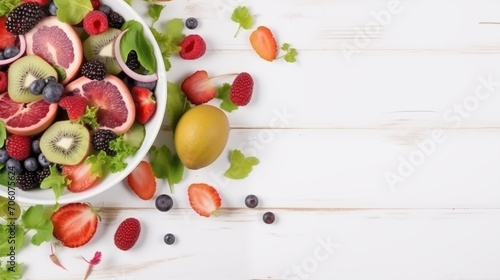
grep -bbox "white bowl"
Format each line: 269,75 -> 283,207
0,0 -> 166,205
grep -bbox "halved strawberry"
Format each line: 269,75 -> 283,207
0,17 -> 16,51
62,162 -> 99,193
181,70 -> 216,105
51,203 -> 100,248
127,161 -> 156,200
249,26 -> 278,62
59,96 -> 87,121
187,183 -> 221,217
131,87 -> 156,124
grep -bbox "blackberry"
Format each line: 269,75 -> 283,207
6,3 -> 45,35
108,11 -> 125,29
126,51 -> 140,70
91,129 -> 117,156
81,60 -> 106,81
37,167 -> 51,185
17,171 -> 39,191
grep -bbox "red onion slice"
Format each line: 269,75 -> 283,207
0,35 -> 26,66
113,29 -> 158,83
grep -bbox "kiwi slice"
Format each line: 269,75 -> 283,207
83,28 -> 122,75
123,122 -> 146,148
8,55 -> 58,103
40,121 -> 90,165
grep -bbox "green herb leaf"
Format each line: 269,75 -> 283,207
0,168 -> 9,186
108,136 -> 138,173
281,43 -> 298,63
0,223 -> 24,255
80,106 -> 99,129
224,149 -> 259,179
54,0 -> 93,25
121,20 -> 156,74
40,165 -> 69,202
149,145 -> 184,193
0,0 -> 20,17
167,82 -> 190,131
216,83 -> 239,112
0,120 -> 6,148
150,18 -> 184,71
0,262 -> 23,279
231,6 -> 253,37
85,151 -> 108,178
21,205 -> 54,246
148,4 -> 165,26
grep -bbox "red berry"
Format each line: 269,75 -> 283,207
83,10 -> 108,35
0,17 -> 16,51
249,26 -> 278,61
178,34 -> 206,60
230,72 -> 253,106
51,203 -> 100,248
6,135 -> 31,161
91,0 -> 101,9
181,70 -> 216,105
0,71 -> 7,93
59,96 -> 87,121
188,183 -> 221,217
62,162 -> 99,193
22,0 -> 49,7
114,218 -> 141,251
131,87 -> 156,124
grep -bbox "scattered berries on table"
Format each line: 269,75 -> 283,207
6,3 -> 45,35
126,50 -> 140,70
16,171 -> 39,191
59,96 -> 88,121
249,26 -> 278,61
6,135 -> 31,161
83,10 -> 108,35
0,72 -> 7,93
230,72 -> 254,106
164,233 -> 175,245
114,217 -> 141,251
51,203 -> 100,248
181,70 -> 216,105
0,17 -> 16,51
107,11 -> 124,29
127,161 -> 156,200
81,60 -> 107,80
155,194 -> 173,212
263,212 -> 275,224
131,87 -> 156,124
91,129 -> 117,156
179,34 -> 206,60
185,17 -> 198,30
188,183 -> 221,217
42,82 -> 64,103
244,194 -> 259,208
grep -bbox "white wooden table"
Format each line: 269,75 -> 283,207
19,0 -> 500,279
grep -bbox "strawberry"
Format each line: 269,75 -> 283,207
0,71 -> 7,93
230,72 -> 253,106
6,135 -> 31,161
249,26 -> 278,61
62,162 -> 99,193
22,0 -> 50,7
114,217 -> 141,251
0,17 -> 16,51
131,87 -> 156,124
187,183 -> 221,217
59,96 -> 87,121
181,70 -> 216,105
127,161 -> 156,200
51,203 -> 100,248
179,34 -> 206,60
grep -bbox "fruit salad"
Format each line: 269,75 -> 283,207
0,0 -> 160,201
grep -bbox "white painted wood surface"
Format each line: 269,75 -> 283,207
18,0 -> 500,279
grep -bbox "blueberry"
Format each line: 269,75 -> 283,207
48,2 -> 58,16
0,149 -> 9,164
185,17 -> 198,30
262,212 -> 275,224
99,4 -> 111,15
38,153 -> 50,168
3,46 -> 19,59
134,80 -> 156,91
6,158 -> 22,175
31,139 -> 41,154
155,194 -> 173,212
29,79 -> 46,95
0,51 -> 4,60
164,233 -> 175,245
23,157 -> 39,172
42,83 -> 64,103
244,194 -> 259,208
44,76 -> 57,84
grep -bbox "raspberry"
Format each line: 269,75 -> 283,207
107,11 -> 124,29
230,72 -> 254,106
81,60 -> 106,80
59,96 -> 87,121
6,135 -> 31,161
114,218 -> 141,251
6,3 -> 45,35
91,129 -> 117,156
126,50 -> 140,70
0,71 -> 7,93
17,171 -> 39,191
83,10 -> 108,35
178,34 -> 206,60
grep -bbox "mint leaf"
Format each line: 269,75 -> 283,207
40,165 -> 69,202
0,120 -> 6,148
0,0 -> 20,17
167,82 -> 190,131
216,83 -> 238,112
149,145 -> 184,193
148,4 -> 165,26
150,18 -> 185,71
231,6 -> 253,37
21,205 -> 53,246
224,150 -> 259,179
280,43 -> 298,63
0,262 -> 23,279
0,223 -> 24,255
54,0 -> 93,25
121,20 -> 156,74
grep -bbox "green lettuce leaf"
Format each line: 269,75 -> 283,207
224,150 -> 259,179
216,83 -> 238,112
21,205 -> 53,246
121,20 -> 156,74
54,0 -> 93,25
149,145 -> 184,193
167,82 -> 190,131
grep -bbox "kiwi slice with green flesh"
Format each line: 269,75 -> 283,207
123,122 -> 146,148
83,28 -> 122,75
40,121 -> 90,165
8,55 -> 58,103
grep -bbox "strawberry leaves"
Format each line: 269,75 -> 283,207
151,18 -> 185,71
21,205 -> 54,245
224,150 -> 259,179
40,165 -> 69,203
231,6 -> 253,38
149,145 -> 184,193
280,43 -> 298,63
216,83 -> 239,112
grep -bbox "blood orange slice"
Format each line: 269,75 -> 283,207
24,16 -> 83,85
0,92 -> 58,136
65,75 -> 135,134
